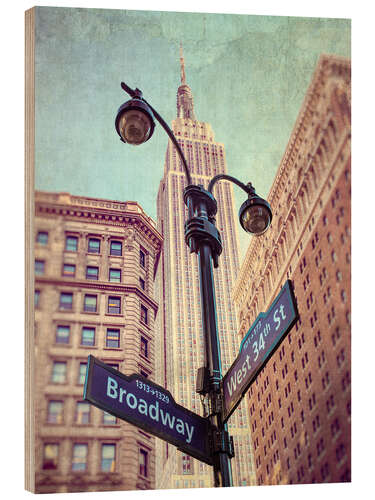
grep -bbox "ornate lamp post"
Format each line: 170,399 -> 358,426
115,83 -> 272,487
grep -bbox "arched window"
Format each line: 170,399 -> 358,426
274,251 -> 280,274
277,217 -> 283,236
316,147 -> 324,172
297,168 -> 303,187
314,124 -> 321,141
298,189 -> 307,216
240,310 -> 245,324
309,165 -> 318,189
288,211 -> 296,240
328,119 -> 338,144
279,237 -> 286,264
303,181 -> 311,205
251,282 -> 256,300
285,227 -> 292,253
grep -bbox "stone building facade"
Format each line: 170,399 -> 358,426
233,54 -> 351,485
32,191 -> 162,493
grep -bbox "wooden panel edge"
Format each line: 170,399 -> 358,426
25,6 -> 35,494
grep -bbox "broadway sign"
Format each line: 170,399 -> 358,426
222,280 -> 298,422
84,355 -> 213,465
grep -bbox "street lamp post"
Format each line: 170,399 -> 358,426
115,83 -> 272,487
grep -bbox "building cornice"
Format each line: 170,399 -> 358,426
35,276 -> 159,313
35,191 -> 163,251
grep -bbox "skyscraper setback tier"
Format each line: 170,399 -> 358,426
233,54 -> 351,485
31,192 -> 162,493
155,47 -> 255,489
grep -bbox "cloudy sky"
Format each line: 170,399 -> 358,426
34,6 -> 350,261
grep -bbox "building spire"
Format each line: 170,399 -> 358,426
180,43 -> 186,85
176,43 -> 196,120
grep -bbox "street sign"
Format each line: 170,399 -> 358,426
84,355 -> 213,465
222,280 -> 298,422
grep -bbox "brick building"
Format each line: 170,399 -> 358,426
233,54 -> 351,485
31,191 -> 162,493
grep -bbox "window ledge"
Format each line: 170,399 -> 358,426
139,354 -> 151,364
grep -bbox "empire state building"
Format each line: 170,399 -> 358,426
155,47 -> 255,489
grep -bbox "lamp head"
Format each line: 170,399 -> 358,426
115,97 -> 155,145
239,186 -> 272,236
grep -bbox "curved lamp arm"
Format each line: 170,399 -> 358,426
121,82 -> 192,186
208,174 -> 254,196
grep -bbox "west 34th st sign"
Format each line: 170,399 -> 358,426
222,280 -> 298,422
84,355 -> 213,465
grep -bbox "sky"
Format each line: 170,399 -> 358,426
34,6 -> 350,261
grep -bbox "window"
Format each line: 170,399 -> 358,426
101,444 -> 116,472
63,263 -> 76,277
108,296 -> 121,314
141,305 -> 148,325
322,371 -> 331,390
81,327 -> 95,346
56,325 -> 70,344
331,418 -> 340,437
109,268 -> 121,283
35,290 -> 40,307
321,462 -> 330,481
139,277 -> 145,290
110,240 -> 122,256
35,260 -> 45,276
103,411 -> 117,425
37,231 -> 48,245
139,448 -> 148,477
140,336 -> 148,358
75,401 -> 91,424
83,294 -> 97,313
88,238 -> 100,253
60,292 -> 73,310
182,454 -> 192,474
65,236 -> 78,252
72,444 -> 88,471
51,362 -> 67,384
326,394 -> 335,414
78,363 -> 87,385
43,444 -> 59,470
86,266 -> 99,280
47,401 -> 63,424
140,249 -> 146,268
106,328 -> 120,348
